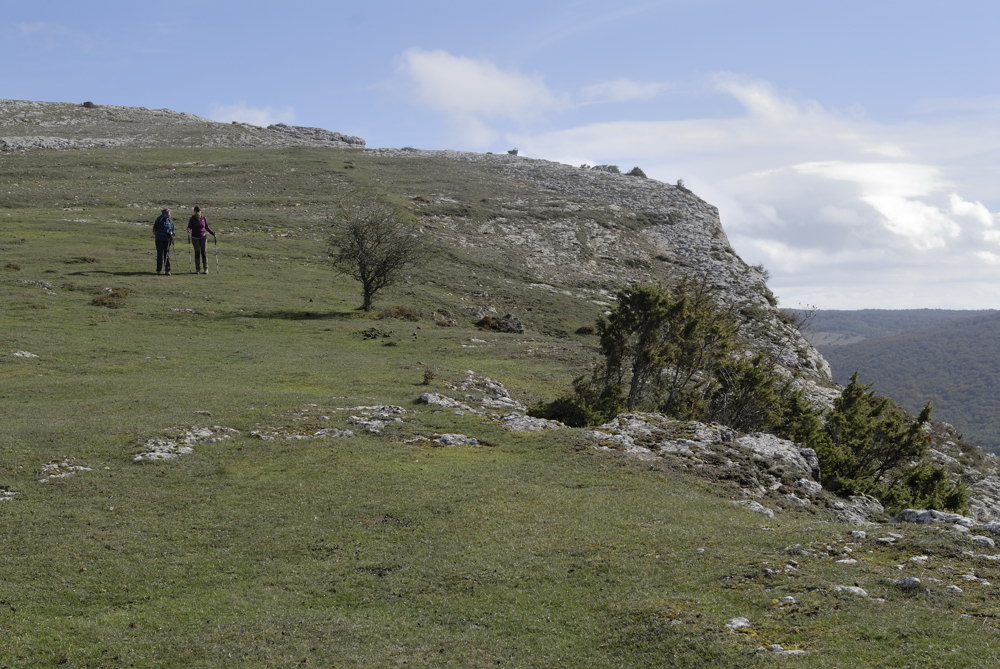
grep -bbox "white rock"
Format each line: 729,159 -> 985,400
972,535 -> 996,548
765,644 -> 808,656
795,478 -> 823,495
433,433 -> 481,446
735,432 -> 815,476
833,585 -> 868,597
783,493 -> 811,506
500,413 -> 562,431
894,508 -> 975,527
314,428 -> 355,438
733,500 -> 775,518
726,617 -> 751,631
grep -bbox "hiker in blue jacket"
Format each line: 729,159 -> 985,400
153,208 -> 175,275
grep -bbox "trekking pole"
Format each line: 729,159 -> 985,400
188,234 -> 194,273
214,235 -> 220,274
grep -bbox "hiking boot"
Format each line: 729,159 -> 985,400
165,271 -> 171,276
203,268 -> 209,274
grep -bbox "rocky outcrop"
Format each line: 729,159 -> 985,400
378,148 -> 836,407
0,99 -> 364,152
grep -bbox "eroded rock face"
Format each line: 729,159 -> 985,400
379,149 -> 836,408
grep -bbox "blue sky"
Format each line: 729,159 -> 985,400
6,0 -> 1000,310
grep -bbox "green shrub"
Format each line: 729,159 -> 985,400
539,282 -> 792,434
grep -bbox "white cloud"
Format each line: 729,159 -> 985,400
712,73 -> 806,123
400,48 -> 565,121
208,103 -> 296,127
949,193 -> 996,227
580,79 -> 668,104
793,161 -> 946,199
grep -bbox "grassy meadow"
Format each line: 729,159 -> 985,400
3,147 -> 1000,666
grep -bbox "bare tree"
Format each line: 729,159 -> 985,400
329,199 -> 423,311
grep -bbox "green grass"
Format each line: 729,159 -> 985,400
3,148 -> 1000,666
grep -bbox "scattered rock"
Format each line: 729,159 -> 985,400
829,495 -> 885,524
250,427 -> 354,441
726,617 -> 751,631
12,350 -> 38,358
783,493 -> 811,507
796,478 -> 823,496
134,425 -> 239,461
341,405 -> 406,434
895,508 -> 976,527
499,413 -> 562,431
833,585 -> 869,597
735,432 -> 817,477
733,500 -> 775,518
452,371 -> 525,412
761,644 -> 808,656
39,458 -> 93,482
433,434 -> 481,446
971,535 -> 996,548
314,428 -> 355,439
417,392 -> 478,415
959,573 -> 992,586
895,577 -> 923,591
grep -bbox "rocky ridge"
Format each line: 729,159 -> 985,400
0,99 -> 364,152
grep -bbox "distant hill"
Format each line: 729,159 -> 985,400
796,308 -> 994,346
792,309 -> 1000,451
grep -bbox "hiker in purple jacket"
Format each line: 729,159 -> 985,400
186,206 -> 216,274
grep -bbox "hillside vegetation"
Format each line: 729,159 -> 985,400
797,308 -> 995,347
3,108 -> 1000,665
808,311 -> 1000,452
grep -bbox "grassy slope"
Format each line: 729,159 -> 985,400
2,148 -> 1000,667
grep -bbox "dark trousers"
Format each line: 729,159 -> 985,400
155,239 -> 171,273
191,236 -> 208,271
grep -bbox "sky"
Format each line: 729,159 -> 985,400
5,0 -> 1000,310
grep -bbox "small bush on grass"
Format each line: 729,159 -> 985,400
378,305 -> 421,321
90,287 -> 130,308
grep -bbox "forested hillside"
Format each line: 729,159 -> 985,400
796,308 -> 994,346
803,310 -> 1000,452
